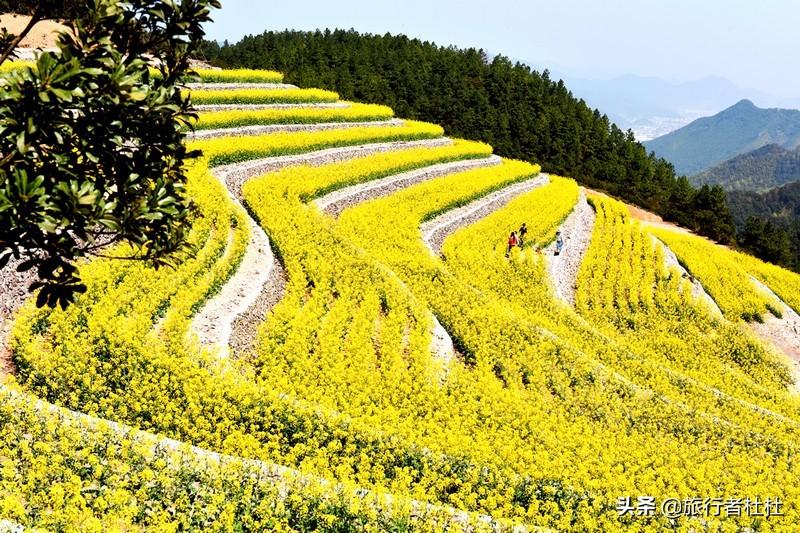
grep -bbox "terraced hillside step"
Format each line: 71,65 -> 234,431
421,174 -> 549,255
188,118 -> 404,140
0,386 -> 529,532
186,82 -> 297,90
316,155 -> 503,217
196,102 -> 351,111
215,138 -> 453,198
197,139 -> 466,356
656,237 -> 723,317
190,87 -> 339,106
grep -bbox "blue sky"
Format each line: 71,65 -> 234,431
206,0 -> 799,97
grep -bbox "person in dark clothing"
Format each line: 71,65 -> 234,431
518,223 -> 528,247
554,230 -> 564,255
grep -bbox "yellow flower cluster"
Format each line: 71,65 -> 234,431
0,60 -> 33,74
189,87 -> 339,105
7,67 -> 800,531
0,385 -> 501,532
576,195 -> 794,410
2,62 -> 282,83
189,120 -> 444,165
192,102 -> 394,130
189,67 -> 284,83
649,228 -> 777,321
332,172 -> 800,530
731,248 -> 800,316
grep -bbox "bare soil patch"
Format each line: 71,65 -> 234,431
1,13 -> 68,49
748,277 -> 800,362
0,257 -> 36,377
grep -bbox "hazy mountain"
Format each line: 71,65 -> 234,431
523,69 -> 800,141
558,74 -> 776,138
692,144 -> 800,192
643,100 -> 800,176
565,75 -> 744,120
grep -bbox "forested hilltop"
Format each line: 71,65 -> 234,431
729,181 -> 800,269
199,29 -> 736,244
693,143 -> 800,192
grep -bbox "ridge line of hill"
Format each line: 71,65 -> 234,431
645,99 -> 800,176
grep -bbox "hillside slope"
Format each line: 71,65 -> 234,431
644,99 -> 800,175
693,143 -> 800,191
200,28 -> 736,243
3,62 -> 800,532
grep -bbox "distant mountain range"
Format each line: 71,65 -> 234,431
534,71 -> 800,141
692,144 -> 800,192
643,100 -> 800,176
564,75 -> 750,124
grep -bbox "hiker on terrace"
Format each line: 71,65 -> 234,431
506,231 -> 519,257
555,231 -> 564,255
518,223 -> 528,246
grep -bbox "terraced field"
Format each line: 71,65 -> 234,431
2,65 -> 800,532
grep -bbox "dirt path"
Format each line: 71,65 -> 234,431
421,174 -> 549,256
315,155 -> 502,218
190,210 -> 274,359
195,139 -> 457,356
0,519 -> 23,533
428,315 -> 459,385
188,119 -> 403,140
748,277 -> 800,381
0,257 -> 38,377
544,189 -> 595,306
656,237 -> 724,318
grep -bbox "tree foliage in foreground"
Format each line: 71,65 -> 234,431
201,29 -> 736,245
0,0 -> 220,308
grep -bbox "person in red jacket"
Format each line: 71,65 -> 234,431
506,231 -> 518,257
